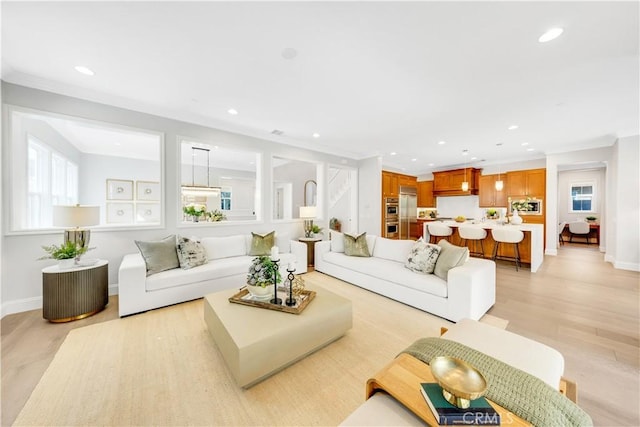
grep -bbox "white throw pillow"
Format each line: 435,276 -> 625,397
373,237 -> 415,263
176,236 -> 208,269
405,238 -> 441,274
330,230 -> 345,253
201,235 -> 247,260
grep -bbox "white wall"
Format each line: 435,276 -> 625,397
358,157 -> 382,235
557,168 -> 606,223
612,136 -> 640,271
1,82 -> 358,316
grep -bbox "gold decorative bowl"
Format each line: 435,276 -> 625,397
454,217 -> 466,223
430,356 -> 487,409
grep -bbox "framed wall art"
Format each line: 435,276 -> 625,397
106,179 -> 134,200
136,181 -> 160,201
106,202 -> 134,224
135,202 -> 161,223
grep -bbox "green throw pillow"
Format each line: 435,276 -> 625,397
344,232 -> 371,257
249,231 -> 275,256
434,240 -> 469,280
135,235 -> 180,276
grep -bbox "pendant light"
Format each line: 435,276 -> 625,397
495,143 -> 504,191
461,149 -> 469,191
182,146 -> 220,196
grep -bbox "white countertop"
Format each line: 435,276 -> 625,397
435,220 -> 544,232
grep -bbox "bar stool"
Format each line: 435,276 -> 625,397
558,221 -> 567,246
427,223 -> 453,244
491,228 -> 525,271
458,226 -> 487,258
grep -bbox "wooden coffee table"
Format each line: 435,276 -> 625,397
204,285 -> 352,387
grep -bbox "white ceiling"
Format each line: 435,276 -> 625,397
2,1 -> 638,175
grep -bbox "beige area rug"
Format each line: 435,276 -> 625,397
14,272 -> 507,426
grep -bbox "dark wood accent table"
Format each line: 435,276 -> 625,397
562,223 -> 600,245
42,260 -> 109,322
298,237 -> 322,267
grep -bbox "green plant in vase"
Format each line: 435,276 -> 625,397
207,209 -> 227,222
183,204 -> 206,222
38,241 -> 92,261
310,224 -> 323,236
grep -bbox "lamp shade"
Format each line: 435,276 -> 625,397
53,205 -> 100,228
299,206 -> 316,219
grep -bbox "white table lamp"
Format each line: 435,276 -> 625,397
299,206 -> 316,238
53,205 -> 100,250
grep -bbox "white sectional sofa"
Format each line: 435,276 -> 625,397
118,234 -> 307,317
314,234 -> 496,322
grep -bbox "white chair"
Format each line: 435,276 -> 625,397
427,223 -> 452,244
458,226 -> 487,258
558,221 -> 567,246
491,228 -> 525,271
568,221 -> 591,244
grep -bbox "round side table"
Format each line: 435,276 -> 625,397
42,259 -> 109,322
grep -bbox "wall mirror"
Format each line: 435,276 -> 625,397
272,156 -> 321,220
6,106 -> 163,232
180,140 -> 260,222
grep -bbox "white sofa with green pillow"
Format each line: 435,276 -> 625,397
314,232 -> 495,322
118,234 -> 307,317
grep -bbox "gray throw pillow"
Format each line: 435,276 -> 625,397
405,238 -> 441,274
344,232 -> 371,257
176,236 -> 208,270
135,235 -> 180,276
434,240 -> 469,280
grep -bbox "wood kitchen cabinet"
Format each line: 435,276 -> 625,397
382,171 -> 399,197
433,168 -> 481,196
417,181 -> 434,207
506,168 -> 546,198
479,174 -> 507,207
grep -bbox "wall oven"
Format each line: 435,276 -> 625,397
385,197 -> 399,220
385,221 -> 399,239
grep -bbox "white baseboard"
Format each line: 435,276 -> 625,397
1,284 -> 119,319
545,248 -> 558,256
1,296 -> 42,319
613,261 -> 640,272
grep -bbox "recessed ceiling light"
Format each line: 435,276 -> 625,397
74,65 -> 94,76
438,141 -> 446,145
462,149 -> 469,156
521,142 -> 529,146
496,142 -> 503,146
508,125 -> 519,130
526,148 -> 535,152
282,47 -> 298,60
227,108 -> 238,115
538,28 -> 564,43
471,157 -> 477,160
428,163 -> 435,167
390,152 -> 397,156
411,158 -> 417,162
312,133 -> 320,138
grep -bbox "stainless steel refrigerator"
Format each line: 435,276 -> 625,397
399,186 -> 417,240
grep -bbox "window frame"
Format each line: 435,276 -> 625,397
569,181 -> 596,213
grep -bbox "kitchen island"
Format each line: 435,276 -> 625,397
423,221 -> 544,273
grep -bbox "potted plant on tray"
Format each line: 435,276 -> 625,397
38,241 -> 93,269
183,204 -> 206,222
246,256 -> 282,299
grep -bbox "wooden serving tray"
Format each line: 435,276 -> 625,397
228,288 -> 316,314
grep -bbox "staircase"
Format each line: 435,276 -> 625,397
329,168 -> 352,208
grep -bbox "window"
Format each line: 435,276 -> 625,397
221,189 -> 232,211
27,136 -> 79,228
570,182 -> 594,212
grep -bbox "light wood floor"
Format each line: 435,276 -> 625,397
2,244 -> 639,426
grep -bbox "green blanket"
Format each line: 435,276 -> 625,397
402,337 -> 593,427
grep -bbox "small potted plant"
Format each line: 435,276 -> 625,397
486,209 -> 498,220
183,204 -> 206,222
246,256 -> 282,299
206,209 -> 227,222
585,216 -> 597,223
39,241 -> 92,269
310,224 -> 323,237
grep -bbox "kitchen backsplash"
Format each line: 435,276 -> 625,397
418,195 -> 507,220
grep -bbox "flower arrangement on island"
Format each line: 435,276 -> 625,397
247,256 -> 282,288
206,209 -> 227,222
183,204 -> 206,221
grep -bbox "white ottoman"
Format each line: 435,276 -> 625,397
340,318 -> 565,426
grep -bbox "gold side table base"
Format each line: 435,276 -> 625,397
48,307 -> 105,323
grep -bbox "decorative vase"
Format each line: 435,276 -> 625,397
246,284 -> 274,300
58,258 -> 76,269
510,210 -> 523,225
193,216 -> 199,223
